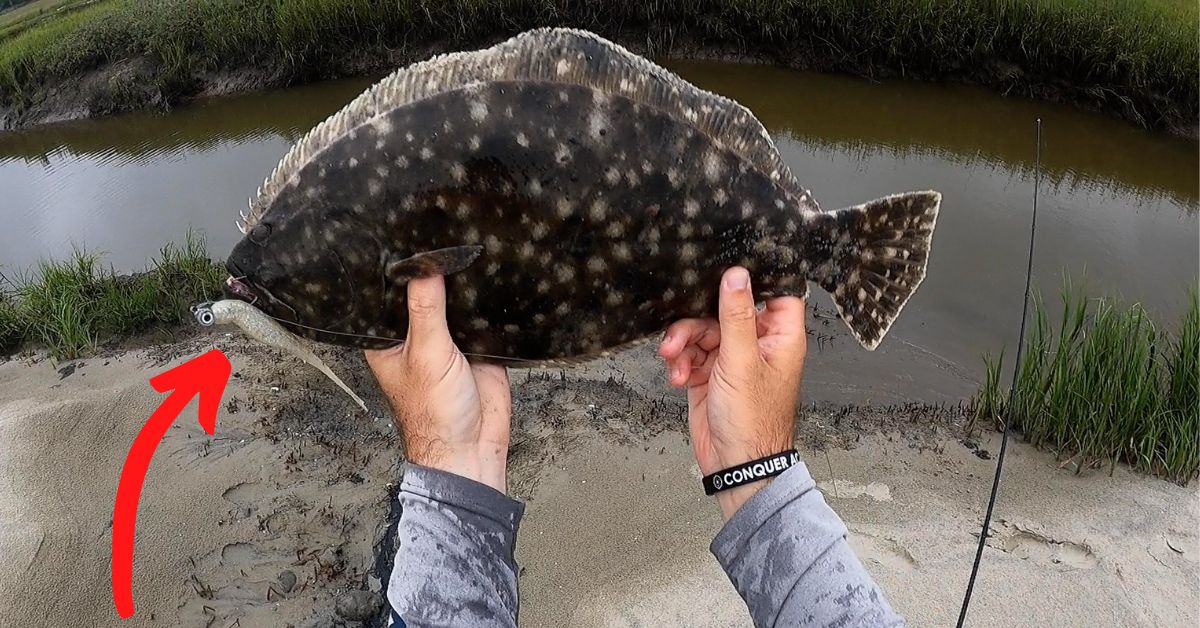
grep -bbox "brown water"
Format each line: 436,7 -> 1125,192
0,61 -> 1195,402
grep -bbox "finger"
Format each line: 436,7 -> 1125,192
667,345 -> 708,387
686,347 -> 717,388
660,318 -> 721,359
717,267 -> 761,369
759,296 -> 807,339
405,275 -> 451,350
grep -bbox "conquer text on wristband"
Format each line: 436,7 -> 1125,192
702,450 -> 800,496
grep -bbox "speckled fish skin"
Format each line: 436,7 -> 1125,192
226,28 -> 941,365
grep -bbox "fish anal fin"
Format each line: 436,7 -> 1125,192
385,245 -> 483,282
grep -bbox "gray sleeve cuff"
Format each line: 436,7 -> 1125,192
399,464 -> 525,533
388,464 -> 525,627
710,462 -> 903,627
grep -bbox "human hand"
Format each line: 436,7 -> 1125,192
364,275 -> 511,492
659,267 -> 807,519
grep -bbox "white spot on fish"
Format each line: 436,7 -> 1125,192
667,168 -> 681,188
518,242 -> 535,259
704,152 -> 724,181
556,198 -> 574,219
713,189 -> 729,206
741,201 -> 755,219
471,318 -> 489,330
395,155 -> 409,168
556,265 -> 575,283
450,163 -> 466,182
486,261 -> 499,275
682,269 -> 699,286
532,222 -> 550,239
678,223 -> 695,238
468,135 -> 481,151
589,199 -> 608,221
462,287 -> 478,306
485,235 -> 502,254
587,256 -> 607,273
470,100 -> 488,121
588,110 -> 608,139
516,132 -> 530,147
613,242 -> 632,261
555,144 -> 572,164
605,292 -> 625,306
684,198 -> 700,218
604,167 -> 621,185
605,221 -> 625,238
420,147 -> 433,160
456,202 -> 471,219
348,157 -> 359,168
528,179 -> 543,196
680,242 -> 698,261
368,179 -> 384,196
537,279 -> 551,294
556,59 -> 570,76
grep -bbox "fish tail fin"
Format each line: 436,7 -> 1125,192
814,191 -> 941,350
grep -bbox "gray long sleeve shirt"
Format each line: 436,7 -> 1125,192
388,462 -> 903,627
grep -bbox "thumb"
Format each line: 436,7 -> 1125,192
405,275 -> 450,349
717,267 -> 761,369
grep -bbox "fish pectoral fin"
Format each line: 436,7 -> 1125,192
385,245 -> 484,282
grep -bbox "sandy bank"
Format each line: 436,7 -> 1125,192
0,338 -> 1195,626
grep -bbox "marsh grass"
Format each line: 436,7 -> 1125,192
0,232 -> 224,359
974,278 -> 1200,483
0,0 -> 1195,130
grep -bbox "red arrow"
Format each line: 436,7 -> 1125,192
111,349 -> 231,619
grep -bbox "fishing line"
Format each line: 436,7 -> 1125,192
956,118 -> 1042,627
252,309 -> 545,364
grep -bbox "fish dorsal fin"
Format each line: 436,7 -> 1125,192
245,28 -> 814,228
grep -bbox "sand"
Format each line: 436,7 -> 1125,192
0,335 -> 1196,627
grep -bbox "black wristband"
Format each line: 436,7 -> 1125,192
702,450 -> 799,496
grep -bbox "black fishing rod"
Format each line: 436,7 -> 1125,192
956,118 -> 1042,627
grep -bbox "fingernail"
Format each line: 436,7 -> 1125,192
671,366 -> 681,380
725,268 -> 749,290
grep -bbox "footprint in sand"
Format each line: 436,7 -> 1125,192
221,481 -> 266,521
818,480 -> 892,501
984,519 -> 1099,570
848,530 -> 918,572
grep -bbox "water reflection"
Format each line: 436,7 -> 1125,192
0,62 -> 1195,402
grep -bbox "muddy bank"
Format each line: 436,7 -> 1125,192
1,334 -> 1196,626
2,31 -> 1196,139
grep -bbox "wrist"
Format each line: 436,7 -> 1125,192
715,478 -> 772,520
706,445 -> 796,520
410,442 -> 507,493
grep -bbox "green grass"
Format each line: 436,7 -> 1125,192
0,0 -> 1195,131
974,278 -> 1200,484
0,232 -> 225,359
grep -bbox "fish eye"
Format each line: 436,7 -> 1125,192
250,223 -> 272,244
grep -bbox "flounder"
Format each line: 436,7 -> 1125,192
223,28 -> 941,365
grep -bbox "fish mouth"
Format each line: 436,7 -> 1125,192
225,276 -> 259,302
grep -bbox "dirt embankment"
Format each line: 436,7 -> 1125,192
1,331 -> 1196,627
2,35 -> 1196,140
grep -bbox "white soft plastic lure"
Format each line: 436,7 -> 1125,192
192,299 -> 368,412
